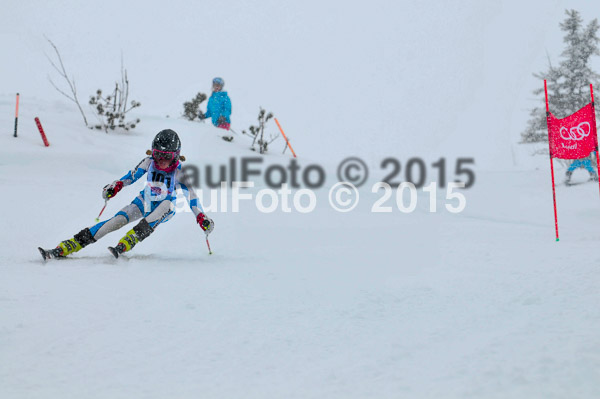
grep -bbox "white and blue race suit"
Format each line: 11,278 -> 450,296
89,157 -> 204,240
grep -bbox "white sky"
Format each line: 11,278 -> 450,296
2,0 -> 599,167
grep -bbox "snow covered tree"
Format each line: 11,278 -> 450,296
522,10 -> 600,143
182,92 -> 207,121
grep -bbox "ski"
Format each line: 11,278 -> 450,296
38,247 -> 49,261
38,247 -> 63,261
566,181 -> 590,186
107,246 -> 121,259
564,178 -> 598,186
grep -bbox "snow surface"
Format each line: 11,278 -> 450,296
2,1 -> 600,398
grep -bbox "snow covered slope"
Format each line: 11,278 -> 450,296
2,0 -> 600,397
1,95 -> 600,398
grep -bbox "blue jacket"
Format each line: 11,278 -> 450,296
204,91 -> 231,126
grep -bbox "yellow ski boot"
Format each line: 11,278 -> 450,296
108,219 -> 153,259
39,228 -> 96,261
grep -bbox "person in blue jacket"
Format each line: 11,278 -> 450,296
565,154 -> 599,185
200,77 -> 232,130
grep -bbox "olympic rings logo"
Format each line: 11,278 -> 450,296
560,121 -> 591,141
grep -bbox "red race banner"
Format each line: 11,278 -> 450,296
547,103 -> 597,159
544,80 -> 600,241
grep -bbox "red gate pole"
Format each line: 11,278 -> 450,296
35,117 -> 50,147
544,80 -> 559,241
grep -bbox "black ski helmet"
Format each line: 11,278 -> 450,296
152,129 -> 181,153
151,129 -> 181,171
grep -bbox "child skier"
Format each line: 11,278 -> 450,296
565,154 -> 599,185
199,77 -> 232,131
39,129 -> 214,260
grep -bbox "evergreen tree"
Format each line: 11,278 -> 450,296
522,10 -> 600,143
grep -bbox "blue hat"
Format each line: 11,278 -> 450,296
212,77 -> 225,87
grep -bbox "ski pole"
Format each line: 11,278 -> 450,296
95,200 -> 108,222
205,235 -> 213,255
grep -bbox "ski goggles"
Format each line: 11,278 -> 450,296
152,149 -> 178,162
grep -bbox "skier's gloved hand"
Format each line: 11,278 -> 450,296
198,112 -> 206,120
102,181 -> 124,200
196,213 -> 214,235
217,116 -> 226,125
